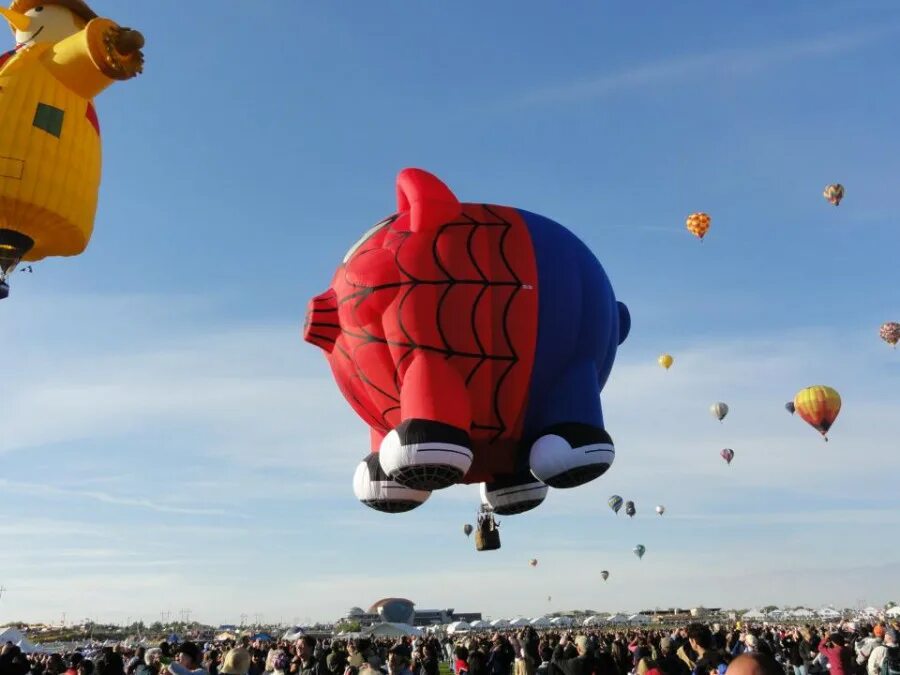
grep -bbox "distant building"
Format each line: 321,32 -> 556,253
341,599 -> 481,626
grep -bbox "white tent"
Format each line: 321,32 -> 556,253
551,617 -> 574,627
817,607 -> 841,619
859,607 -> 881,618
362,623 -> 423,638
742,610 -> 765,620
791,609 -> 815,618
282,627 -> 305,641
530,617 -> 551,628
628,614 -> 651,625
509,618 -> 530,627
489,619 -> 510,628
607,614 -> 628,624
582,615 -> 604,627
469,620 -> 489,630
447,621 -> 472,634
0,627 -> 40,654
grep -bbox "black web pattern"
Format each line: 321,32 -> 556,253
335,205 -> 526,441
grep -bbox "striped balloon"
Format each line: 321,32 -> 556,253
685,212 -> 711,240
608,495 -> 624,514
710,402 -> 729,422
823,183 -> 844,206
794,385 -> 841,441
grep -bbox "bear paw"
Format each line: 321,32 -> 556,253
529,424 -> 614,488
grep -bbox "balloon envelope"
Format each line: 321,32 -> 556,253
720,448 -> 734,464
601,570 -> 609,581
685,212 -> 711,240
710,402 -> 729,421
823,183 -> 844,206
794,385 -> 841,440
625,500 -> 636,517
463,524 -> 473,537
656,505 -> 665,515
785,401 -> 795,415
633,545 -> 646,559
658,354 -> 674,370
880,322 -> 900,347
608,495 -> 623,514
529,559 -> 538,567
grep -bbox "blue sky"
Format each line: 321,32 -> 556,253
1,1 -> 899,626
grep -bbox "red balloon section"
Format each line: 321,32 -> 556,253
305,169 -> 629,516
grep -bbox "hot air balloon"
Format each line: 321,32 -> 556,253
710,402 -> 729,422
720,448 -> 734,465
785,401 -> 795,415
880,322 -> 900,348
655,505 -> 665,516
658,354 -> 674,370
625,501 -> 636,518
305,168 -> 631,516
529,559 -> 538,567
685,212 -> 711,241
0,1 -> 146,300
547,595 -> 552,602
823,184 -> 844,206
601,570 -> 609,581
463,524 -> 473,537
633,545 -> 645,560
608,495 -> 623,514
794,385 -> 841,441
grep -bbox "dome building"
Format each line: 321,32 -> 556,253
369,598 -> 416,625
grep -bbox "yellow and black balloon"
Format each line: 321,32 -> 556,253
0,0 -> 144,299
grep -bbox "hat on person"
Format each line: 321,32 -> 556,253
219,648 -> 251,675
9,0 -> 97,22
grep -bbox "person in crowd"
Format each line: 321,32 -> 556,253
867,628 -> 898,675
384,651 -> 411,675
137,649 -> 162,675
453,646 -> 469,675
818,633 -> 852,675
724,654 -> 782,675
168,643 -> 208,675
857,626 -> 885,675
551,634 -> 594,675
687,624 -> 729,675
658,637 -> 690,675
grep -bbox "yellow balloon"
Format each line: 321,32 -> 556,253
0,3 -> 144,296
793,385 -> 841,441
658,354 -> 673,370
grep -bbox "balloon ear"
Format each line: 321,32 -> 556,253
396,168 -> 462,232
617,301 -> 631,345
